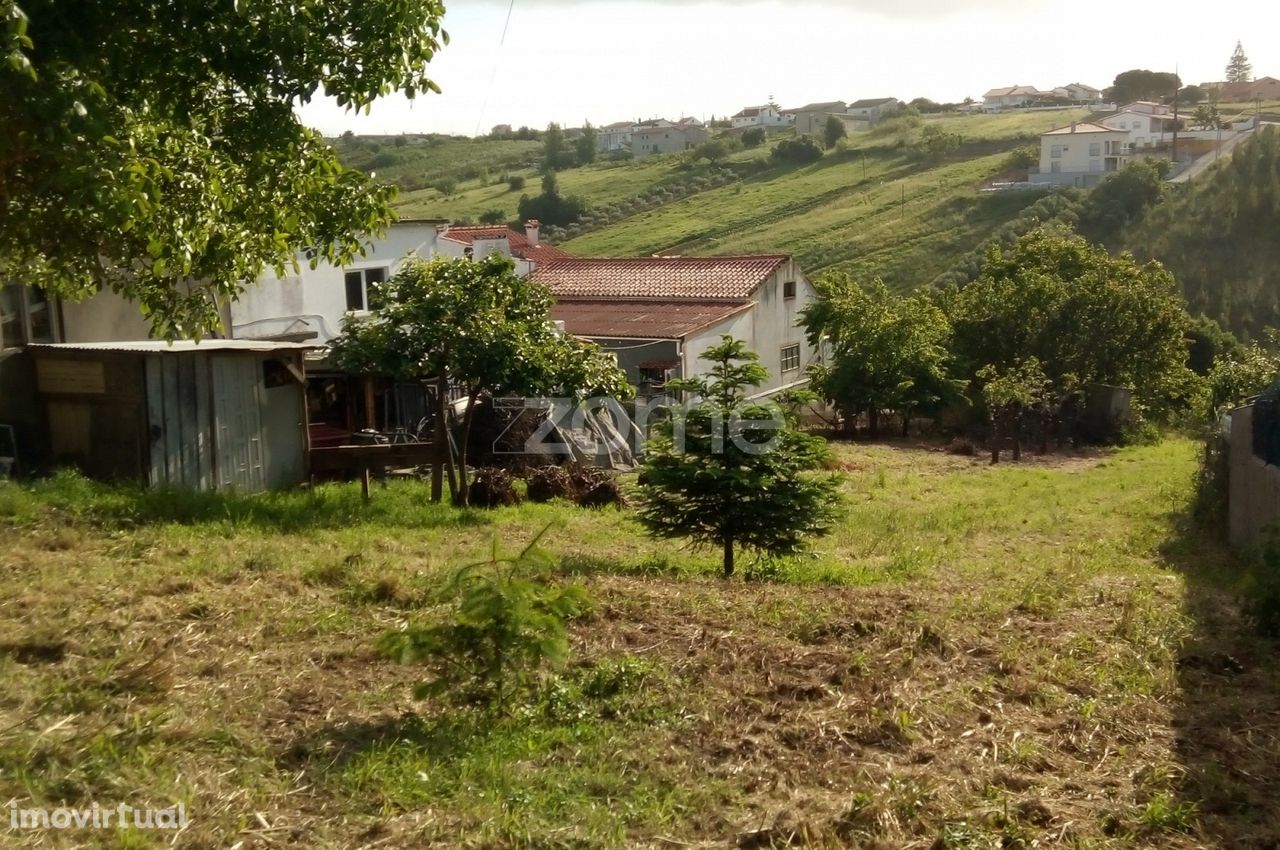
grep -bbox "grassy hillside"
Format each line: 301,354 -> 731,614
1125,126 -> 1280,337
340,109 -> 1093,288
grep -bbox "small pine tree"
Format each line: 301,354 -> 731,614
637,337 -> 841,577
1226,41 -> 1253,84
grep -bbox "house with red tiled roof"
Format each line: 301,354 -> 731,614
533,255 -> 818,396
732,104 -> 786,129
435,221 -> 571,275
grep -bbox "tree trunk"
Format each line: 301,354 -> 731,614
901,411 -> 911,438
1012,412 -> 1022,462
722,537 -> 734,578
455,387 -> 481,507
868,407 -> 879,439
431,375 -> 447,503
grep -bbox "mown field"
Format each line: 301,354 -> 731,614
2,438 -> 1277,849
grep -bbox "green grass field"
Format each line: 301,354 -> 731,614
3,438 -> 1276,848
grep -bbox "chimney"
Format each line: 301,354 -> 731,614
1070,122 -> 1078,133
524,219 -> 540,247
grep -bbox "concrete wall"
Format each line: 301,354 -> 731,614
1229,405 -> 1280,549
230,222 -> 441,343
60,290 -> 160,343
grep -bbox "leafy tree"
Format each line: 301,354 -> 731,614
915,124 -> 961,161
1193,102 -> 1222,131
394,134 -> 409,148
1186,315 -> 1244,376
543,122 -> 567,170
478,209 -> 506,225
1179,85 -> 1208,105
1075,159 -> 1168,246
1205,335 -> 1280,417
637,337 -> 840,577
432,177 -> 459,197
944,229 -> 1197,424
517,172 -> 588,228
1226,41 -> 1253,84
978,358 -> 1052,463
824,114 -> 847,149
1,0 -> 446,338
771,136 -> 824,164
1106,69 -> 1181,104
379,527 -> 589,713
741,127 -> 766,148
329,255 -> 629,504
574,122 -> 598,166
694,138 -> 731,163
801,277 -> 959,437
507,175 -> 526,192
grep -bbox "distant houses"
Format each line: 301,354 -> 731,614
983,83 -> 1105,112
1201,76 -> 1280,103
786,101 -> 847,137
731,104 -> 787,129
1031,122 -> 1131,187
632,120 -> 709,158
846,97 -> 901,124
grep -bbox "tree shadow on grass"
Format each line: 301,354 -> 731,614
13,473 -> 494,533
1159,512 -> 1280,849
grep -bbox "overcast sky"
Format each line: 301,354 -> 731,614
297,0 -> 1278,137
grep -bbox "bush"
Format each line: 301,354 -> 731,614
378,527 -> 589,713
741,127 -> 766,148
478,209 -> 506,225
507,175 -> 526,192
771,137 -> 824,165
568,466 -> 626,508
433,177 -> 458,197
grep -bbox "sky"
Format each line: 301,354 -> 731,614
297,0 -> 1280,137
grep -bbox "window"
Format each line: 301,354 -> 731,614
1050,161 -> 1062,173
1089,142 -> 1101,157
783,280 -> 797,299
344,267 -> 389,311
0,284 -> 57,349
1050,144 -> 1064,159
780,344 -> 801,372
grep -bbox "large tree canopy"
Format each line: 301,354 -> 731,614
943,229 -> 1197,417
1,0 -> 447,337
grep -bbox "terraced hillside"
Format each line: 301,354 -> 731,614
343,108 -> 1094,289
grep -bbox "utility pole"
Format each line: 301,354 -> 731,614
1171,64 -> 1179,164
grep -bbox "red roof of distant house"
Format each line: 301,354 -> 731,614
533,255 -> 790,301
438,225 -> 572,263
551,299 -> 754,340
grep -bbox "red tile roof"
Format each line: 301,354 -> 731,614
533,255 -> 789,301
551,299 -> 754,340
439,225 -> 573,263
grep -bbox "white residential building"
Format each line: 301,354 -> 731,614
846,97 -> 901,124
731,105 -> 786,129
1099,109 -> 1181,149
1030,122 -> 1131,187
983,85 -> 1043,112
787,101 -> 847,137
534,255 -> 818,397
596,121 -> 634,153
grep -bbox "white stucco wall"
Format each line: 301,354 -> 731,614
1039,129 -> 1129,176
682,260 -> 818,394
229,222 -> 442,343
60,290 -> 160,343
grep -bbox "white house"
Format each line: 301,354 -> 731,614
983,85 -> 1043,112
1099,109 -> 1181,149
1030,122 -> 1132,187
533,255 -> 818,396
1054,83 -> 1104,104
596,121 -> 634,153
731,105 -> 786,129
846,97 -> 901,124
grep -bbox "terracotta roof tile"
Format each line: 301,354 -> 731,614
551,299 -> 754,340
533,256 -> 789,301
439,226 -> 572,262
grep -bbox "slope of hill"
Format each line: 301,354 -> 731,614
340,108 -> 1093,289
1126,126 -> 1280,337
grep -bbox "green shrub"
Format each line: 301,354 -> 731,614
771,137 -> 824,165
507,175 -> 526,192
379,527 -> 590,713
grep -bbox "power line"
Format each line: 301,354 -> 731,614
473,0 -> 517,137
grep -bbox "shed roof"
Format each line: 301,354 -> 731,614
848,97 -> 898,109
